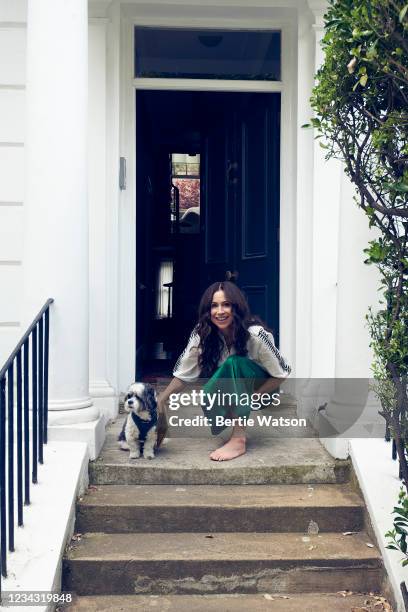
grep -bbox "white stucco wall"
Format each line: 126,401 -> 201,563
0,5 -> 117,417
0,0 -> 27,366
0,0 -> 380,399
0,0 -> 380,391
335,174 -> 379,378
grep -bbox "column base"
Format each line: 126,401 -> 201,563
47,416 -> 105,460
297,379 -> 334,421
49,397 -> 94,411
320,435 -> 350,460
318,404 -> 385,460
90,380 -> 118,422
319,396 -> 385,439
48,406 -> 99,425
319,414 -> 385,438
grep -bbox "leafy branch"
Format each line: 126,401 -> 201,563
385,485 -> 408,566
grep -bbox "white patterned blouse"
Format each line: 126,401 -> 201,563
173,325 -> 291,383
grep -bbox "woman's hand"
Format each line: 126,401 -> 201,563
157,393 -> 168,415
156,377 -> 186,415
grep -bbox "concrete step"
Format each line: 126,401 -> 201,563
63,531 -> 383,596
76,484 -> 364,534
90,436 -> 349,485
65,592 -> 390,611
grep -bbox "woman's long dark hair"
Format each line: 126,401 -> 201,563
195,281 -> 272,377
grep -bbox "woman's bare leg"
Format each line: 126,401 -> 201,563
209,424 -> 246,461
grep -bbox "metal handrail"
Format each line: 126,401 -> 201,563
0,298 -> 54,591
0,299 -> 54,380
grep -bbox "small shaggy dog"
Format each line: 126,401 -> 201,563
118,382 -> 158,460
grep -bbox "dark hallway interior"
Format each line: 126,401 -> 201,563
136,90 -> 281,379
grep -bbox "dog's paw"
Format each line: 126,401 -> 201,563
129,451 -> 141,460
118,440 -> 130,451
143,451 -> 155,460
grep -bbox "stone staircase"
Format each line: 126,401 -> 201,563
63,400 -> 391,611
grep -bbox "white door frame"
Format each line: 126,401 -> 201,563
118,10 -> 298,390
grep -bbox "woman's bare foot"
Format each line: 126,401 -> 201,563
209,435 -> 246,461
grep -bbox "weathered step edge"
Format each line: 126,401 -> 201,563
63,560 -> 383,596
64,592 -> 390,612
76,503 -> 364,534
89,459 -> 350,486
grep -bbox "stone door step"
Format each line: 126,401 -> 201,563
63,531 -> 382,596
65,592 -> 389,611
76,484 -> 364,533
90,438 -> 349,485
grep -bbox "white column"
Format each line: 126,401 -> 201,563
334,179 -> 379,380
299,1 -> 341,422
295,7 -> 315,380
319,177 -> 383,456
24,1 -> 100,434
88,19 -> 116,421
308,0 -> 342,379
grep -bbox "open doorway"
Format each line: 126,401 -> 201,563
136,90 -> 281,379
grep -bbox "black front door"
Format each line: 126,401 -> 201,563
202,92 -> 281,339
136,90 -> 281,378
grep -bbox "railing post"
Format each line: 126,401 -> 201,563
16,351 -> 23,527
38,316 -> 44,464
44,309 -> 50,443
7,365 -> 14,552
0,377 -> 6,577
23,339 -> 30,505
32,326 -> 38,485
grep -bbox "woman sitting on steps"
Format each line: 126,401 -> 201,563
157,280 -> 291,461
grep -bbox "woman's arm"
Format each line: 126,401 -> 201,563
157,377 -> 186,414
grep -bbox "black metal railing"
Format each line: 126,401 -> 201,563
0,299 -> 53,592
385,423 -> 407,481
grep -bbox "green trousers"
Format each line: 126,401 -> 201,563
202,355 -> 269,435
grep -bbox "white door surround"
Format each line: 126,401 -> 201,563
117,5 -> 300,391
